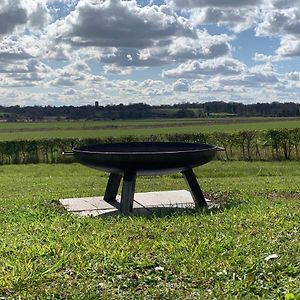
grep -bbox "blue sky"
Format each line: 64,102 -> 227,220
0,0 -> 300,106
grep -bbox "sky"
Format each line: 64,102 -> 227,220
0,0 -> 300,106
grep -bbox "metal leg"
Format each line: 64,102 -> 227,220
120,171 -> 136,215
181,169 -> 207,208
103,173 -> 122,202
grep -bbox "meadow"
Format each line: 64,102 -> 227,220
0,161 -> 299,299
0,117 -> 299,141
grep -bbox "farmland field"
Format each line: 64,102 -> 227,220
0,117 -> 299,140
0,161 -> 299,299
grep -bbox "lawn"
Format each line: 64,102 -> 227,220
0,161 -> 299,299
0,117 -> 299,140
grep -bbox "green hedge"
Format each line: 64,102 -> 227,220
0,128 -> 299,164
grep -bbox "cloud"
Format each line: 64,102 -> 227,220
163,61 -> 282,97
256,8 -> 300,37
169,0 -> 297,9
253,52 -> 285,62
253,5 -> 300,58
0,58 -> 52,88
28,2 -> 51,28
0,0 -> 51,36
103,65 -> 134,75
49,0 -> 196,49
168,0 -> 263,8
190,7 -> 257,32
100,47 -> 166,67
64,88 -> 78,95
163,57 -> 245,78
145,31 -> 232,61
47,0 -> 232,67
0,34 -> 53,88
217,63 -> 280,88
270,0 -> 300,9
173,79 -> 190,92
49,60 -> 91,87
0,1 -> 27,35
276,35 -> 300,57
0,36 -> 34,61
286,72 -> 300,81
139,79 -> 173,96
98,30 -> 232,67
170,0 -> 300,38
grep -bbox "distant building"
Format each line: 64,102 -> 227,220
95,101 -> 99,107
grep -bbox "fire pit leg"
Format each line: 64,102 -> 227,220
120,171 -> 136,215
103,173 -> 122,202
181,169 -> 207,208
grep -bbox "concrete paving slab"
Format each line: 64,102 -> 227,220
59,190 -> 213,217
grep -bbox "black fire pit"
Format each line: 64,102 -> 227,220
64,142 -> 223,214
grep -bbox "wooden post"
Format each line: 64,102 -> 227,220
103,173 -> 122,202
120,171 -> 136,215
181,169 -> 207,208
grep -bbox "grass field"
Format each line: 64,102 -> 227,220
0,161 -> 299,299
0,117 -> 299,140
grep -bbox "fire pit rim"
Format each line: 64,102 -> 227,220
72,142 -> 224,155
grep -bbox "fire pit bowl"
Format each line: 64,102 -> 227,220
64,142 -> 224,214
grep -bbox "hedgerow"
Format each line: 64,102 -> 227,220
0,128 -> 299,164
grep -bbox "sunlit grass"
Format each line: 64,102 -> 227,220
0,162 -> 299,299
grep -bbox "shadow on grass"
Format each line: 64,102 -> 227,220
99,198 -> 242,219
49,191 -> 244,219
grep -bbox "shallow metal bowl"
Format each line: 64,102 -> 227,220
71,142 -> 223,175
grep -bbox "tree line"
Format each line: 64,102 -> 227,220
0,101 -> 299,121
0,128 -> 299,165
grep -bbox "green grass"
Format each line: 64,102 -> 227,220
0,161 -> 299,299
0,117 -> 299,140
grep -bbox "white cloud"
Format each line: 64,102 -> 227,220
190,79 -> 209,93
256,7 -> 300,37
286,72 -> 300,81
96,30 -> 232,67
28,1 -> 51,28
255,6 -> 300,58
46,0 -> 232,67
168,0 -> 263,8
150,31 -> 232,61
253,52 -> 285,62
49,60 -> 90,87
163,57 -> 246,78
0,35 -> 52,88
45,0 -> 237,67
49,0 -> 196,49
103,65 -> 134,75
270,0 -> 300,9
0,62 -> 52,87
276,35 -> 300,57
139,79 -> 173,96
216,63 -> 281,88
173,79 -> 190,92
0,0 -> 51,36
0,36 -> 34,61
190,7 -> 257,32
0,0 -> 28,35
249,62 -> 276,73
63,88 -> 78,95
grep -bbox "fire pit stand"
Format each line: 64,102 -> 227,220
64,142 -> 223,215
101,168 -> 207,214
